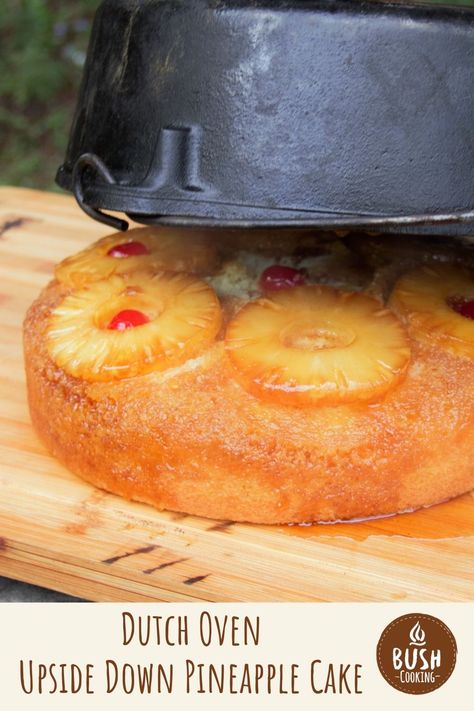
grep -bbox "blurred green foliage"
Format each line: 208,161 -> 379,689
1,0 -> 473,192
0,0 -> 99,190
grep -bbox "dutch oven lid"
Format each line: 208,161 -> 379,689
56,0 -> 474,235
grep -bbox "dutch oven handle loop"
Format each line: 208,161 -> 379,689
72,154 -> 129,232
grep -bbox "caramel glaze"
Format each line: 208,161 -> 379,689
274,492 -> 474,541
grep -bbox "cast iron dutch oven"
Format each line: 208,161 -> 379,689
57,0 -> 474,234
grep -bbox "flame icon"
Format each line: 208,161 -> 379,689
409,621 -> 426,647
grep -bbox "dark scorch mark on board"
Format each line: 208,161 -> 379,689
184,574 -> 209,586
102,544 -> 159,565
143,557 -> 189,575
0,217 -> 36,238
208,520 -> 234,532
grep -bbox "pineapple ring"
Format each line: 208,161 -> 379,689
47,270 -> 221,382
390,264 -> 474,359
55,227 -> 219,288
225,285 -> 411,406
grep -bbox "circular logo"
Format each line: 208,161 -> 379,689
376,613 -> 457,694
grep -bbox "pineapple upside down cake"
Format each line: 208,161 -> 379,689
23,228 -> 474,523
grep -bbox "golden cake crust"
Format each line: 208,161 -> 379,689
24,260 -> 474,524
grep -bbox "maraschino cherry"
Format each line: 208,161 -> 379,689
107,241 -> 150,258
260,265 -> 306,291
450,298 -> 474,320
107,309 -> 150,331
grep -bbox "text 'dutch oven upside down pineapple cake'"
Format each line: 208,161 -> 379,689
23,228 -> 474,524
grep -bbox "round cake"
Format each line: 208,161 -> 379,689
23,228 -> 474,524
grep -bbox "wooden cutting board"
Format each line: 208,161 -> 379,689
0,186 -> 473,602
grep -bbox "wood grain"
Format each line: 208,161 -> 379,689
0,186 -> 473,602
